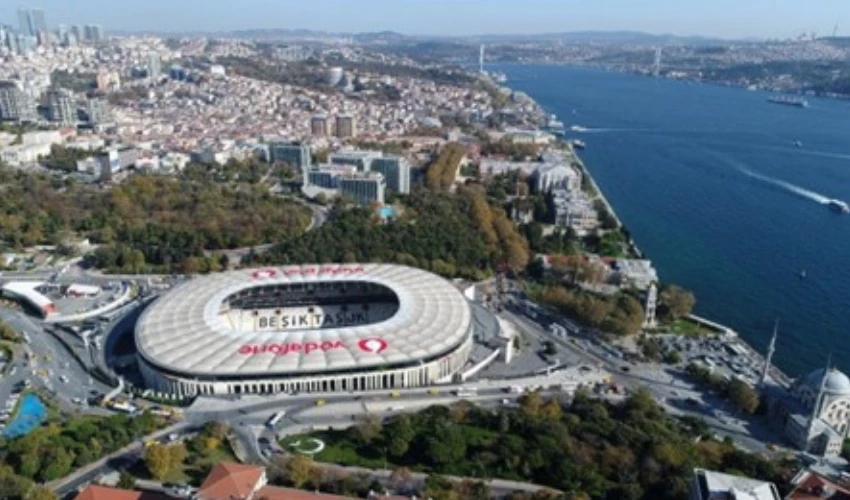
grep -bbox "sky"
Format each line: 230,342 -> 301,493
1,0 -> 846,39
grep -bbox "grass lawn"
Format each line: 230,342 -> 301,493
281,430 -> 388,469
671,317 -> 715,337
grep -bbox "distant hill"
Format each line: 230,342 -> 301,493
467,30 -> 736,45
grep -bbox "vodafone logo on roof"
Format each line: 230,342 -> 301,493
358,338 -> 388,354
251,268 -> 278,280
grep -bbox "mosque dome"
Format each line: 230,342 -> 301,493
803,368 -> 850,396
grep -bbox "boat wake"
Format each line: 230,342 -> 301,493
737,166 -> 831,205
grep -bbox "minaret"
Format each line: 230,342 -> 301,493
479,44 -> 485,74
643,282 -> 657,328
807,354 -> 832,442
760,319 -> 779,386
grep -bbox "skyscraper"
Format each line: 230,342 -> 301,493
46,88 -> 76,125
147,53 -> 162,79
30,9 -> 47,35
17,8 -> 33,36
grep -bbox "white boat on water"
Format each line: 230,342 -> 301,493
827,199 -> 850,214
572,140 -> 586,150
570,125 -> 588,132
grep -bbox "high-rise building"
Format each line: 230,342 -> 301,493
340,172 -> 386,206
371,156 -> 411,194
83,24 -> 104,43
70,25 -> 81,42
268,141 -> 311,184
46,88 -> 76,125
17,8 -> 33,36
147,53 -> 162,79
335,114 -> 357,138
31,9 -> 47,36
326,66 -> 344,87
0,80 -> 37,122
310,114 -> 329,137
329,149 -> 380,171
86,96 -> 110,125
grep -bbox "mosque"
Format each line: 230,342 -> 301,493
766,361 -> 850,457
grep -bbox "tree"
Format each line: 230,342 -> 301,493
388,467 -> 413,492
519,390 -> 544,419
117,471 -> 137,490
663,350 -> 682,364
26,486 -> 57,500
386,415 -> 415,459
144,443 -> 172,480
659,285 -> 696,321
728,379 -> 760,414
285,455 -> 315,489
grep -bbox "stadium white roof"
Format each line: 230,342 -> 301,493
135,264 -> 472,378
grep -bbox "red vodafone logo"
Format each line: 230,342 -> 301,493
251,268 -> 278,279
358,338 -> 388,354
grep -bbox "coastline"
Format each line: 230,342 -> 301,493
544,118 -> 794,387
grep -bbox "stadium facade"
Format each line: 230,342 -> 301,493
135,264 -> 474,397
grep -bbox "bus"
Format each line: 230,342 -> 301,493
266,411 -> 286,429
454,388 -> 478,398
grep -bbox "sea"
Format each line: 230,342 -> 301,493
498,64 -> 850,378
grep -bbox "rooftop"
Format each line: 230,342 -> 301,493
197,462 -> 265,500
692,468 -> 781,500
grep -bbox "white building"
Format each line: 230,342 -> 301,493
689,468 -> 780,500
535,163 -> 581,193
552,189 -> 599,235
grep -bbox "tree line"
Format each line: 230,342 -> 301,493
286,389 -> 788,499
425,143 -> 467,191
253,187 -> 529,278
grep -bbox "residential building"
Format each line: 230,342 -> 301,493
689,468 -> 780,500
0,80 -> 37,122
73,485 -> 169,500
786,469 -> 850,499
335,113 -> 357,138
371,155 -> 411,194
552,189 -> 599,235
96,71 -> 121,91
340,172 -> 385,205
535,163 -> 581,193
72,462 -> 379,500
611,259 -> 658,291
196,462 -> 267,500
46,88 -> 76,125
87,96 -> 111,125
329,149 -> 380,172
210,65 -> 226,77
311,114 -> 329,136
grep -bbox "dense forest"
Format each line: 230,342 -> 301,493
254,186 -> 529,278
291,390 -> 789,500
0,168 -> 310,273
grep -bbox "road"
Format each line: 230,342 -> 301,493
501,300 -> 779,453
0,308 -> 114,413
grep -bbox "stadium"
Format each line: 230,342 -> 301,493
135,264 -> 475,397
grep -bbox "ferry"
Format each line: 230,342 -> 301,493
827,199 -> 850,214
572,140 -> 586,150
767,95 -> 809,108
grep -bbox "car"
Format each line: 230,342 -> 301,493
620,366 -> 631,372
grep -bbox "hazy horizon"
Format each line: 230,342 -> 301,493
3,0 -> 847,40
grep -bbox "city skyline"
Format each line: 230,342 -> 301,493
1,0 -> 848,39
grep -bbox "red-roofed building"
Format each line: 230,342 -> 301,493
74,485 -> 170,500
786,470 -> 850,500
196,462 -> 267,500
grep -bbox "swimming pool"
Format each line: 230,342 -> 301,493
3,393 -> 46,439
378,206 -> 397,220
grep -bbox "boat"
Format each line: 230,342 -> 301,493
799,270 -> 807,279
572,140 -> 586,150
570,125 -> 588,132
827,199 -> 850,214
794,140 -> 803,148
768,95 -> 809,108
